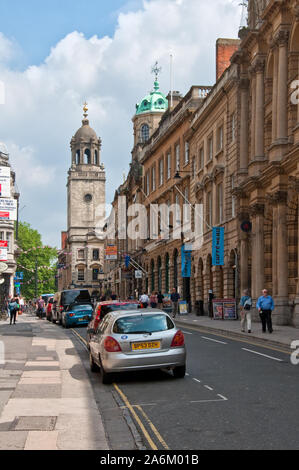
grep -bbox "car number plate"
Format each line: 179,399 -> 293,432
132,341 -> 161,351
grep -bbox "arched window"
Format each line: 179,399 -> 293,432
75,150 -> 80,165
140,124 -> 150,143
94,150 -> 98,165
84,148 -> 91,164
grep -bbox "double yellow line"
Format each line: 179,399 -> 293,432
71,328 -> 169,450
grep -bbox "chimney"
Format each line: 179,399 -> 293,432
167,91 -> 182,110
216,38 -> 240,81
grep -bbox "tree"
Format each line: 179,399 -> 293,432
16,222 -> 58,299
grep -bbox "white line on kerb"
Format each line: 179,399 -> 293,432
201,336 -> 227,345
242,348 -> 283,362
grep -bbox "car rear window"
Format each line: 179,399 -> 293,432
106,304 -> 140,312
113,314 -> 174,334
61,290 -> 91,306
71,304 -> 93,311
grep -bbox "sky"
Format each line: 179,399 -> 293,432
0,0 -> 242,248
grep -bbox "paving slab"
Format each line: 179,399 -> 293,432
24,431 -> 59,450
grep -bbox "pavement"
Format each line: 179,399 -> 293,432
0,313 -> 109,450
174,311 -> 299,350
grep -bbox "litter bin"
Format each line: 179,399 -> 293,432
195,300 -> 204,316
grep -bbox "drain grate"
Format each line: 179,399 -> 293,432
11,416 -> 57,431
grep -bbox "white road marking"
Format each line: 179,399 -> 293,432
190,398 -> 227,404
242,348 -> 283,362
182,330 -> 193,335
217,394 -> 228,401
201,336 -> 227,345
204,385 -> 214,391
193,378 -> 201,383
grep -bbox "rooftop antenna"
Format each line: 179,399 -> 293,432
170,53 -> 174,108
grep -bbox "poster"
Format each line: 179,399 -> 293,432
212,300 -> 224,319
0,241 -> 8,262
179,301 -> 188,315
0,167 -> 10,198
181,244 -> 192,278
0,198 -> 17,221
105,245 -> 117,260
213,299 -> 237,320
223,300 -> 237,320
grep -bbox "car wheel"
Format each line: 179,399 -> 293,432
173,365 -> 186,379
89,353 -> 100,372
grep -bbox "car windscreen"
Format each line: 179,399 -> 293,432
70,304 -> 93,312
61,290 -> 91,306
113,314 -> 174,334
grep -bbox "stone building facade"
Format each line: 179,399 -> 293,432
58,107 -> 106,298
106,0 -> 299,326
0,143 -> 18,304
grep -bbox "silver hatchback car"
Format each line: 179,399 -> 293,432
88,308 -> 186,384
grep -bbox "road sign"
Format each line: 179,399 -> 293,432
135,270 -> 143,279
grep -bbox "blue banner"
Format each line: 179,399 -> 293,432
181,244 -> 192,278
212,227 -> 224,266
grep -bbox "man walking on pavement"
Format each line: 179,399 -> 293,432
256,289 -> 274,333
8,298 -> 18,325
171,288 -> 180,318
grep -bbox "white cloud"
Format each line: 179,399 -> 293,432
0,0 -> 240,247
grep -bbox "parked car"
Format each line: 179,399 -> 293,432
88,308 -> 186,384
51,289 -> 91,324
46,297 -> 54,321
86,300 -> 142,348
61,303 -> 94,329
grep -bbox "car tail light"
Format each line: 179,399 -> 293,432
104,336 -> 122,353
69,313 -> 75,317
171,330 -> 185,348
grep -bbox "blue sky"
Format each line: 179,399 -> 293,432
0,0 -> 143,67
0,0 -> 241,247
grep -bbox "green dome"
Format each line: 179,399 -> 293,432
136,80 -> 168,115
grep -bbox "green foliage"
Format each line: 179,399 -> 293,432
16,222 -> 58,300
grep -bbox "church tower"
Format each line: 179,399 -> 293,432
66,104 -> 106,293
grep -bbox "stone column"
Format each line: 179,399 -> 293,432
240,234 -> 249,293
250,204 -> 265,304
254,60 -> 265,158
272,203 -> 278,296
239,79 -> 249,172
272,47 -> 278,143
276,31 -> 289,142
274,191 -> 291,324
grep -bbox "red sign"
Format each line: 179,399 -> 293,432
0,212 -> 9,219
0,241 -> 8,247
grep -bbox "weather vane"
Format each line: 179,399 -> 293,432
83,101 -> 88,119
151,61 -> 162,81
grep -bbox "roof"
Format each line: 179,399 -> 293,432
135,80 -> 168,116
74,119 -> 98,141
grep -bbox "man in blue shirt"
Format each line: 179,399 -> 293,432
256,289 -> 274,333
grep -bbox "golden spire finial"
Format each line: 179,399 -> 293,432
83,101 -> 88,119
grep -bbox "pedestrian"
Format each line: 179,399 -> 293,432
8,298 -> 18,325
110,292 -> 117,300
139,292 -> 149,308
19,296 -> 25,314
6,296 -> 11,319
157,291 -> 164,309
239,289 -> 252,333
171,288 -> 180,318
36,296 -> 45,320
149,292 -> 157,308
256,289 -> 274,333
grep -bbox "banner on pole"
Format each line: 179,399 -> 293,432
212,227 -> 224,266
